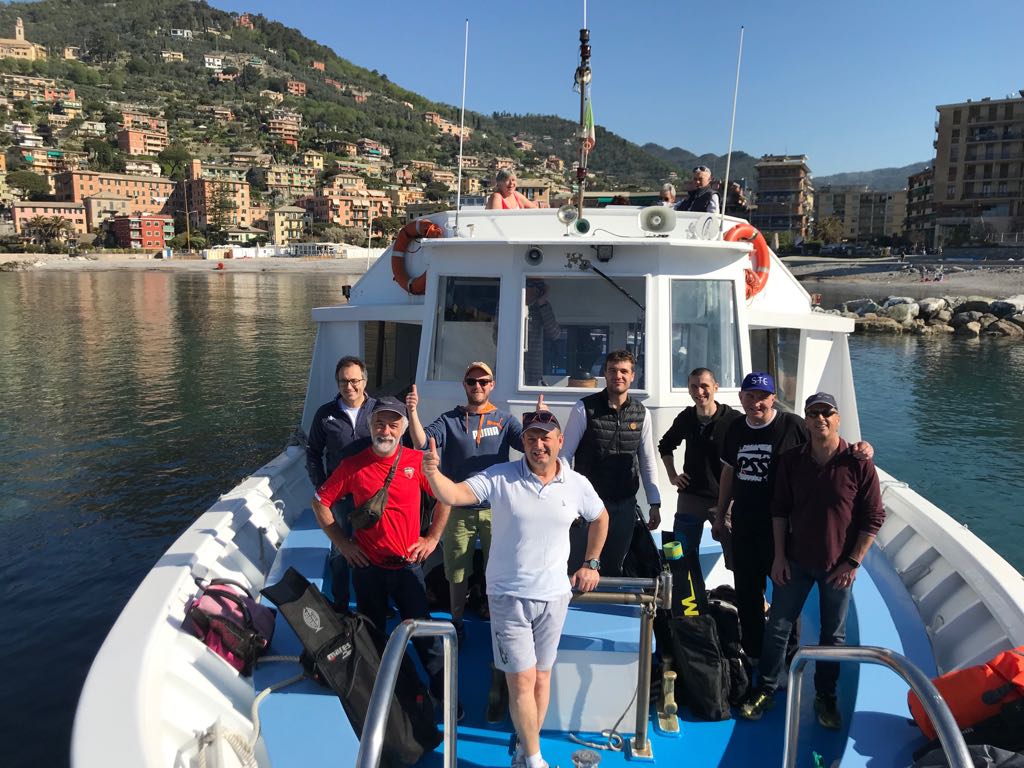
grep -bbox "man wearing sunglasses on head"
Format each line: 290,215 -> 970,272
422,409 -> 608,768
674,165 -> 720,213
406,362 -> 526,648
739,393 -> 884,729
305,355 -> 377,609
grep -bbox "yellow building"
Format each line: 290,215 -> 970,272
0,18 -> 46,61
269,205 -> 307,245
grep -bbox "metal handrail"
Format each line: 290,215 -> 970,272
569,570 -> 672,757
355,619 -> 458,768
783,645 -> 972,768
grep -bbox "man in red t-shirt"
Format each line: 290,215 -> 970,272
312,396 -> 451,706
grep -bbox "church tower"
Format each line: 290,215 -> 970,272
15,17 -> 24,41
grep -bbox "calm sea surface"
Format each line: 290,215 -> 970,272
1,272 -> 1022,767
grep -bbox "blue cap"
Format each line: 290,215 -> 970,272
804,392 -> 839,412
740,372 -> 775,394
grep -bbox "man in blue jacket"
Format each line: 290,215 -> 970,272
305,355 -> 377,608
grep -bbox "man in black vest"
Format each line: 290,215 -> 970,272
674,165 -> 720,213
561,349 -> 662,576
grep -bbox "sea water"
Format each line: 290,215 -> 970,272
1,270 -> 1022,767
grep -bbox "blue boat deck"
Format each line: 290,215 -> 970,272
253,509 -> 936,767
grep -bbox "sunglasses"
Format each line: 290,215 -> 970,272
693,166 -> 710,173
522,411 -> 559,429
464,377 -> 493,387
805,409 -> 838,420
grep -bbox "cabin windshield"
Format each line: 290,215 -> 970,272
670,280 -> 742,389
521,275 -> 647,389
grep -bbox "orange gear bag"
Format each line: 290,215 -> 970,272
908,646 -> 1024,740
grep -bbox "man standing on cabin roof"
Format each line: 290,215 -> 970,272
305,355 -> 377,608
739,392 -> 885,729
674,165 -> 720,213
406,362 -> 525,644
311,397 -> 453,713
561,349 -> 662,576
658,367 -> 741,599
422,410 -> 608,768
714,373 -> 873,663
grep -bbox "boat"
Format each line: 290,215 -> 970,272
72,24 -> 1024,768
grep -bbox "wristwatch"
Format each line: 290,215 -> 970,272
846,556 -> 861,569
584,558 -> 601,571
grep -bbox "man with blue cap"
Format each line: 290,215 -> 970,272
713,374 -> 872,663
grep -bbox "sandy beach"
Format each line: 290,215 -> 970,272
0,252 -> 377,275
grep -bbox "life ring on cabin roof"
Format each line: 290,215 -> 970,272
391,219 -> 444,295
723,222 -> 771,299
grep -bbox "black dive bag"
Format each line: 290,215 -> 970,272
261,567 -> 441,767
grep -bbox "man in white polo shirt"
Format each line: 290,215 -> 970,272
422,410 -> 609,768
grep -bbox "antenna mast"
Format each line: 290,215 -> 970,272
720,25 -> 744,236
574,2 -> 592,215
454,19 -> 469,230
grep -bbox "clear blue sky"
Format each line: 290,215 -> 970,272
212,0 -> 1023,176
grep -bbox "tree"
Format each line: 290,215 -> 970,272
158,144 -> 192,181
84,138 -> 124,173
7,170 -> 50,200
24,216 -> 73,245
814,215 -> 844,245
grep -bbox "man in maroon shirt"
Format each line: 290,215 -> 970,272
739,392 -> 885,729
312,396 -> 452,709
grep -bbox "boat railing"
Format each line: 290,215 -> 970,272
782,645 -> 972,768
355,619 -> 458,768
570,572 -> 673,759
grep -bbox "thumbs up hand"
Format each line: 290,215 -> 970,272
405,384 -> 418,413
535,393 -> 549,412
422,437 -> 440,477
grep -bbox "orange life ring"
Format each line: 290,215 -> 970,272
723,223 -> 770,299
390,219 -> 443,295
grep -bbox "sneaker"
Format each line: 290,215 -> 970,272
814,693 -> 842,730
738,686 -> 775,720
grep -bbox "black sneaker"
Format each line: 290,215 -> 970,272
738,686 -> 775,720
814,693 -> 841,730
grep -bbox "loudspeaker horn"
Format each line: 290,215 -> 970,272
638,205 -> 677,234
556,204 -> 579,225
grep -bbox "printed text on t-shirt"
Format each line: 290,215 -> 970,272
736,443 -> 773,482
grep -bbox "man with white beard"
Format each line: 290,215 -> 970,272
312,396 -> 452,713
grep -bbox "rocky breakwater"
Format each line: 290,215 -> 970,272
832,294 -> 1024,339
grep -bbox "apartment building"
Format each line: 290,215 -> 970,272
301,189 -> 392,229
815,186 -> 907,241
188,159 -> 247,184
515,179 -> 550,207
84,193 -> 134,230
55,170 -> 175,215
117,128 -> 169,157
161,50 -> 185,62
259,89 -> 284,104
387,187 -> 426,216
180,177 -> 251,230
905,167 -> 935,248
286,80 -> 307,96
259,164 -> 318,194
268,111 -> 302,148
111,214 -> 174,250
932,94 -> 1024,243
12,201 -> 88,236
268,205 -> 307,245
124,160 -> 162,177
751,154 -> 814,239
1,74 -> 75,103
302,150 -> 324,170
122,112 -> 168,133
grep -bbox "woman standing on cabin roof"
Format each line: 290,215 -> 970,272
485,168 -> 540,210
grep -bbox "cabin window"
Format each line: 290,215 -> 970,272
748,328 -> 801,412
670,280 -> 741,389
521,276 -> 647,389
364,321 -> 422,395
429,276 -> 500,381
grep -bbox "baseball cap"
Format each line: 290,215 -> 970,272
804,392 -> 839,412
464,361 -> 494,378
522,410 -> 561,433
371,396 -> 408,419
740,372 -> 776,394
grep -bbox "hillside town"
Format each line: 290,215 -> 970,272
0,11 -> 1020,258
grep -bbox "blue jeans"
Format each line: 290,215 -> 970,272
351,562 -> 445,698
673,508 -> 707,605
758,559 -> 852,696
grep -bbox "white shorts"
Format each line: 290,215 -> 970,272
489,593 -> 572,673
